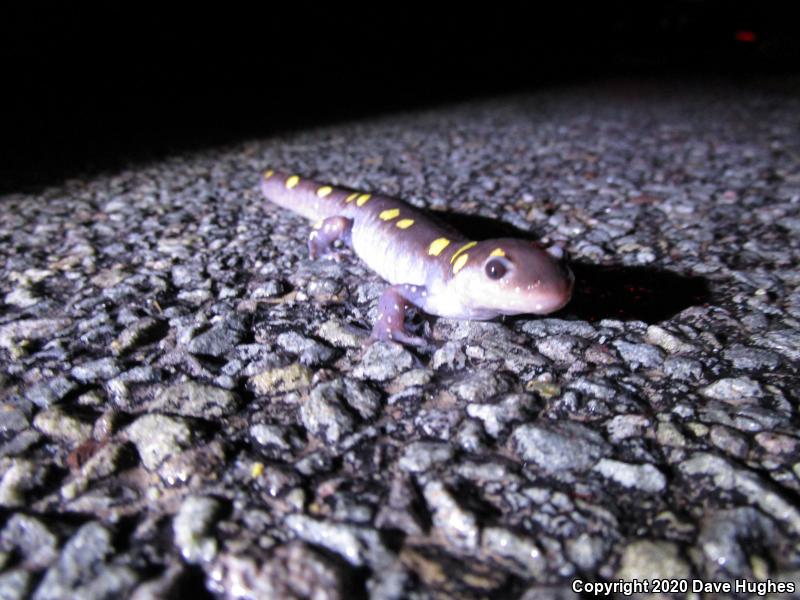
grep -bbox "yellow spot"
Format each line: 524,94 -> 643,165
450,241 -> 477,263
396,219 -> 414,229
428,237 -> 451,256
316,185 -> 333,198
312,220 -> 323,230
345,192 -> 359,203
286,175 -> 300,189
263,169 -> 274,180
251,462 -> 265,478
490,248 -> 506,257
356,193 -> 372,206
453,254 -> 469,274
380,208 -> 400,221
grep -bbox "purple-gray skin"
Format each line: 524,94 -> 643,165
260,169 -> 574,346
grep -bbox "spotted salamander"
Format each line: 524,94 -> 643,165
260,169 -> 574,346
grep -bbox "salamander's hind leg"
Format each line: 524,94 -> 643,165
371,284 -> 429,347
308,216 -> 353,259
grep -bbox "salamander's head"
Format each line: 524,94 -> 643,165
447,238 -> 574,317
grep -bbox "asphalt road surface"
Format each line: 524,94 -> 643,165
1,78 -> 799,599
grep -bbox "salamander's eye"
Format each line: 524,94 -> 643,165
485,259 -> 507,280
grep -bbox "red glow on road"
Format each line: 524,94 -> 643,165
735,30 -> 756,43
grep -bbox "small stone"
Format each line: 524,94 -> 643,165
592,459 -> 667,493
0,569 -> 32,600
5,287 -> 40,308
173,496 -> 220,563
33,522 -> 137,600
126,414 -> 192,470
0,318 -> 70,358
250,279 -> 285,298
644,325 -> 696,354
111,317 -> 168,355
754,432 -> 798,456
70,358 -> 120,383
431,341 -> 467,370
536,335 -> 585,363
612,340 -> 664,369
277,331 -> 336,366
467,393 -> 539,438
663,356 -> 703,380
301,382 -> 357,444
565,533 -> 607,571
250,423 -> 291,450
423,480 -> 479,552
187,323 -> 242,357
697,508 -> 778,578
452,370 -> 511,402
656,421 -> 687,447
701,377 -> 763,404
285,515 -> 392,568
0,514 -> 58,570
481,527 -> 546,578
317,319 -> 366,348
398,442 -> 453,473
616,540 -> 690,582
33,408 -> 92,445
393,368 -> 433,388
723,344 -> 781,371
153,382 -> 239,418
521,319 -> 597,338
680,453 -> 800,535
25,376 -> 77,408
249,363 -> 313,394
511,421 -> 610,473
709,425 -> 749,459
353,342 -> 414,381
525,380 -> 561,399
761,329 -> 800,361
606,414 -> 651,442
0,404 -> 29,436
0,459 -> 45,507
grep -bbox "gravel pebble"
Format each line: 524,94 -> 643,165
398,442 -> 453,473
511,421 -> 611,473
126,414 -> 192,470
153,381 -> 239,418
481,527 -> 546,578
592,458 -> 667,492
422,480 -> 479,552
24,376 -> 77,408
722,344 -> 781,371
249,363 -> 313,394
0,514 -> 58,570
33,522 -> 137,600
353,341 -> 415,381
700,377 -> 763,404
173,495 -> 220,563
111,316 -> 168,355
616,540 -> 690,583
612,340 -> 664,369
301,382 -> 357,444
33,408 -> 92,445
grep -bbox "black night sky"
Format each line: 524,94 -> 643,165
2,3 -> 797,191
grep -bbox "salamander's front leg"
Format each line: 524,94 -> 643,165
371,284 -> 429,347
308,216 -> 353,259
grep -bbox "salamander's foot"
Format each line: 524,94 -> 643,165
308,216 -> 353,259
370,323 -> 428,347
370,284 -> 430,347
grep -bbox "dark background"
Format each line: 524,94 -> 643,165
2,2 -> 798,192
